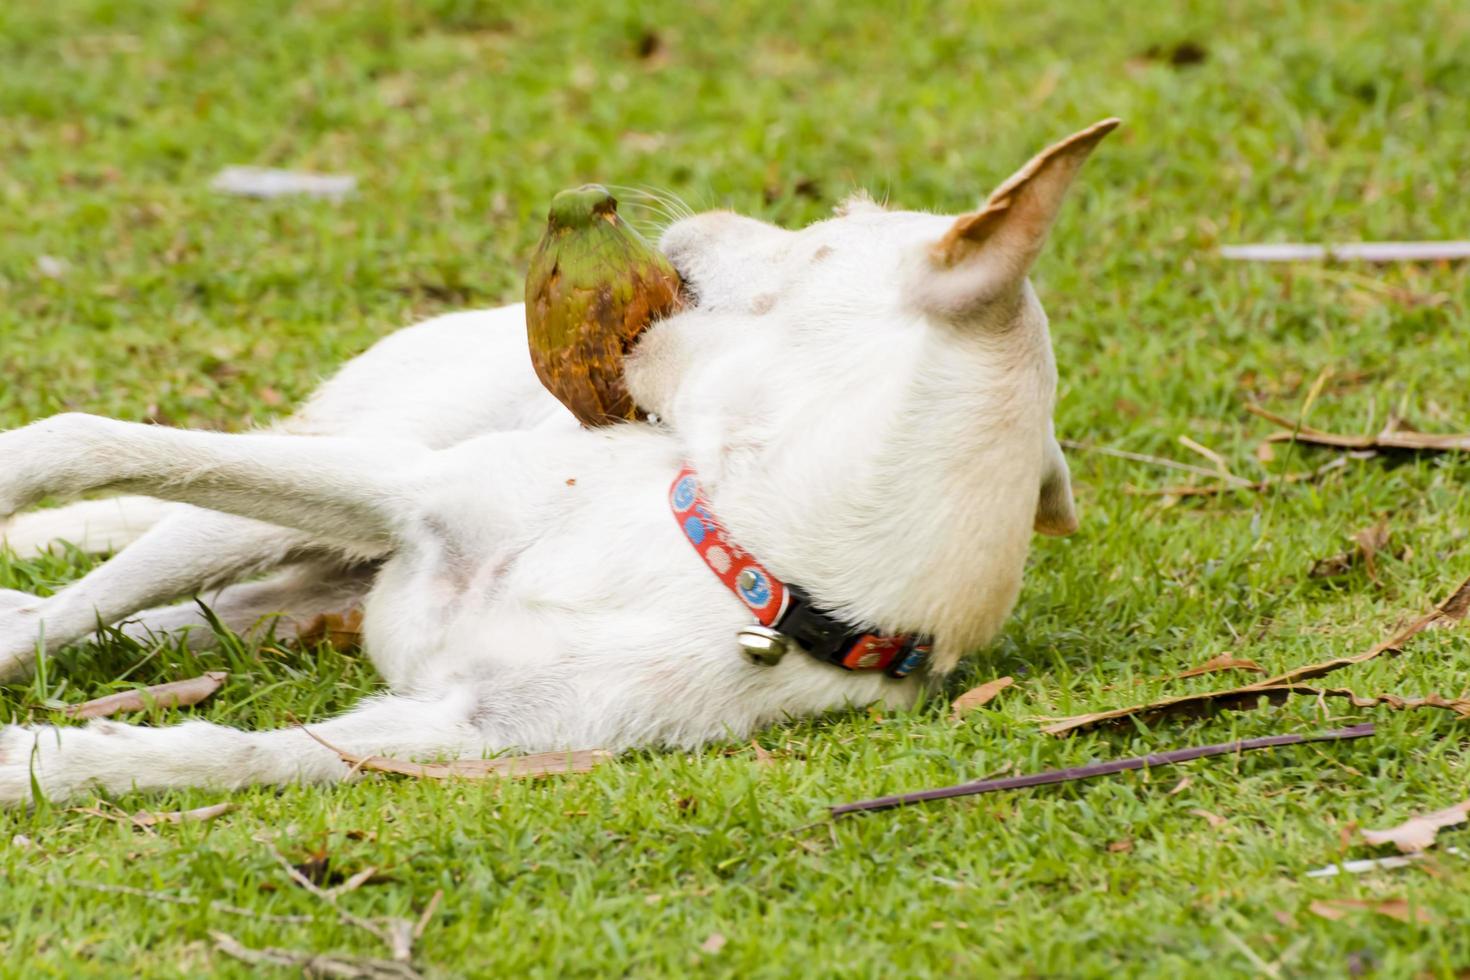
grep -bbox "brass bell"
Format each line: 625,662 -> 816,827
736,625 -> 790,666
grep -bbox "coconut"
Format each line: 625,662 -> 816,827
525,185 -> 683,426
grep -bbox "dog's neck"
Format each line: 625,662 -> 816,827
680,298 -> 1055,673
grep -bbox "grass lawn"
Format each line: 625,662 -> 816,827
3,0 -> 1469,975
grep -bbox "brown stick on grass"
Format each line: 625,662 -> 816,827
1245,403 -> 1470,452
831,724 -> 1375,816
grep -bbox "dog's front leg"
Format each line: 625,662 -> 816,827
0,691 -> 479,803
0,414 -> 429,549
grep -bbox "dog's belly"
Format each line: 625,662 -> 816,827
347,422 -> 923,749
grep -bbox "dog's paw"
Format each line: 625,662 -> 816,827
0,599 -> 41,683
0,725 -> 46,805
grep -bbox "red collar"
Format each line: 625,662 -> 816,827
670,466 -> 930,677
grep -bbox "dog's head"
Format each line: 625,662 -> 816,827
625,120 -> 1117,669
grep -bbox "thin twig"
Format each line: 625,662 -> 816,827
212,931 -> 424,979
830,724 -> 1375,815
1127,456 -> 1351,497
1246,403 -> 1470,452
259,839 -> 401,949
1219,241 -> 1470,263
1177,435 -> 1239,480
413,890 -> 443,941
1060,439 -> 1254,485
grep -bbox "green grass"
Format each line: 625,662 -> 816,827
2,0 -> 1469,975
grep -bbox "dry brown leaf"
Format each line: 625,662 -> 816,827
1042,574 -> 1470,734
65,672 -> 228,720
1307,900 -> 1346,921
1190,808 -> 1227,829
950,676 -> 1014,721
1354,522 -> 1391,582
1166,776 -> 1192,797
750,741 -> 775,765
1310,521 -> 1397,581
351,749 -> 610,780
1107,839 -> 1134,853
1172,653 -> 1264,680
700,933 -> 727,954
296,608 -> 365,650
1308,898 -> 1433,924
1273,910 -> 1298,929
1361,799 -> 1470,854
131,802 -> 235,828
295,719 -> 612,781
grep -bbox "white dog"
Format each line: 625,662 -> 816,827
0,120 -> 1116,803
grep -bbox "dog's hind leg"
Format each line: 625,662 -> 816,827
0,677 -> 566,804
1,496 -> 178,559
0,510 -> 335,677
0,415 -> 432,550
113,560 -> 377,651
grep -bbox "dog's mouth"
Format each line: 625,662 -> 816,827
669,259 -> 700,310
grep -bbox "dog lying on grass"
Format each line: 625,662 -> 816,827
0,120 -> 1115,803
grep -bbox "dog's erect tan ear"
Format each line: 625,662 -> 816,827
1034,433 -> 1078,537
915,118 -> 1119,315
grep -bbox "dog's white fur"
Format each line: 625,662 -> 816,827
0,120 -> 1114,803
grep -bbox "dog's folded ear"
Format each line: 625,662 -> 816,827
1035,431 -> 1079,537
910,118 -> 1119,318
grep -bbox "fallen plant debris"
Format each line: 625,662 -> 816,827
1306,846 -> 1466,878
63,671 -> 228,719
829,724 -> 1373,816
260,838 -> 425,966
1128,457 -> 1351,498
131,802 -> 235,828
1246,403 -> 1470,453
299,724 -> 612,780
1190,808 -> 1228,829
950,676 -> 1014,720
1310,521 -> 1397,581
1060,436 -> 1357,498
212,932 -> 423,980
1219,241 -> 1470,263
209,166 -> 356,200
1170,653 -> 1263,680
1042,573 -> 1470,735
1361,799 -> 1470,854
1306,898 -> 1432,925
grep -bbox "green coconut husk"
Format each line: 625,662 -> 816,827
525,185 -> 683,427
